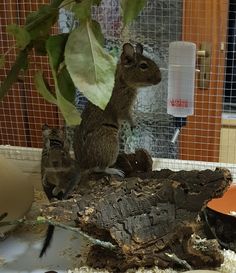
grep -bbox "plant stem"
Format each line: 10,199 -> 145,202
51,0 -> 66,8
0,49 -> 29,100
0,217 -> 116,250
59,0 -> 76,9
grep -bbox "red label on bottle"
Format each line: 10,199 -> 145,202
169,99 -> 189,108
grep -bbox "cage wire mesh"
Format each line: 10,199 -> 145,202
1,0 -> 236,175
0,1 -> 63,151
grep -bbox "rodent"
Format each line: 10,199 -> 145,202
40,124 -> 80,257
41,124 -> 79,200
73,43 -> 161,182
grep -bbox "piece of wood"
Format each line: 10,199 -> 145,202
40,151 -> 232,272
181,0 -> 229,162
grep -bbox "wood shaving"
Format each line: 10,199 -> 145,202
66,249 -> 236,273
219,249 -> 236,273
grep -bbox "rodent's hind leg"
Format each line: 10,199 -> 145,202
94,167 -> 124,177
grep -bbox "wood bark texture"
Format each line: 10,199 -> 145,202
41,149 -> 232,272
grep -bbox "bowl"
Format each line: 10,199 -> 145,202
207,183 -> 236,215
0,156 -> 34,235
205,183 -> 236,252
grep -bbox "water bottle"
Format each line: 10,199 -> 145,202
167,41 -> 196,117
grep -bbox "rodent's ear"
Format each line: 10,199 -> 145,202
122,43 -> 135,58
121,43 -> 135,67
136,43 -> 143,54
42,123 -> 49,131
42,124 -> 51,138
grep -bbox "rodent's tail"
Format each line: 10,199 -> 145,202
39,224 -> 55,257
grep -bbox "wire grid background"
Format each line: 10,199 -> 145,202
0,0 -> 63,149
0,0 -> 236,173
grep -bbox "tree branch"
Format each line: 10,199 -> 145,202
0,216 -> 116,250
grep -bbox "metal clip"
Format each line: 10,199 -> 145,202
197,42 -> 211,89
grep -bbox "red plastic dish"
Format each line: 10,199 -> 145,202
207,184 -> 236,215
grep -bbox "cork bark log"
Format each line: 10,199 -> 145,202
41,149 -> 232,272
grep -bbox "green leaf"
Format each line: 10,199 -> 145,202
91,20 -> 104,46
6,24 -> 31,50
25,5 -> 58,41
0,55 -> 5,68
72,0 -> 92,22
33,38 -> 47,55
36,216 -> 46,223
51,0 -> 65,8
23,2 -> 59,56
35,71 -> 57,105
60,0 -> 76,10
121,0 -> 147,26
64,21 -> 116,109
46,33 -> 69,71
46,35 -> 81,125
57,66 -> 76,103
92,0 -> 102,5
0,50 -> 28,100
55,87 -> 81,126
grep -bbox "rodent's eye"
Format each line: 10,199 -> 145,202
139,61 -> 148,70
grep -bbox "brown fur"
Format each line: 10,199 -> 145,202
73,43 -> 161,176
